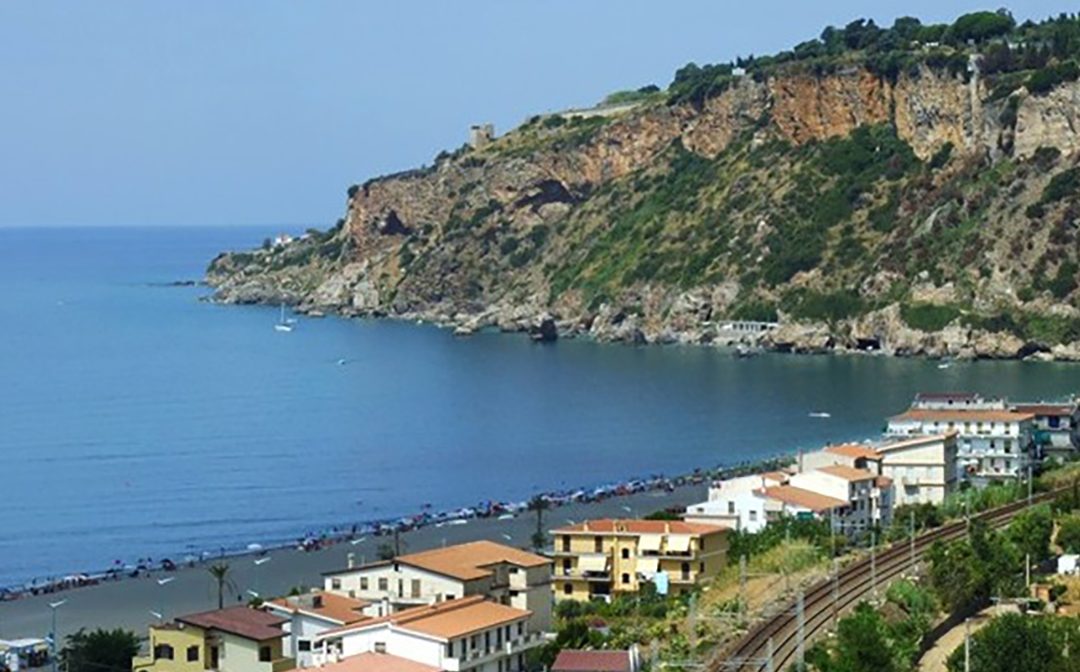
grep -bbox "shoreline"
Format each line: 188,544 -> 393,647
0,457 -> 792,636
0,479 -> 719,639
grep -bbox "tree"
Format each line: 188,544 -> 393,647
1006,504 -> 1053,563
207,562 -> 236,610
949,10 -> 1016,44
60,628 -> 140,672
807,603 -> 898,672
945,613 -> 1067,672
1057,513 -> 1080,553
528,495 -> 550,551
928,540 -> 986,615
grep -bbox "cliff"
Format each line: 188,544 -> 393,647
208,15 -> 1080,360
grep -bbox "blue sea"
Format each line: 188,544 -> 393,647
1,226 -> 1078,588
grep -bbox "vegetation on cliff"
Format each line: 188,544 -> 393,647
208,9 -> 1080,358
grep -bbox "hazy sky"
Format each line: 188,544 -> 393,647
0,2 -> 1071,227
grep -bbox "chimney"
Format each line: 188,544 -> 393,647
313,595 -> 323,609
347,553 -> 355,569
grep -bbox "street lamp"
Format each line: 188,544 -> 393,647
48,599 -> 67,672
155,577 -> 175,623
253,557 -> 271,599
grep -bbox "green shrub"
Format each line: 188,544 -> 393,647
1027,60 -> 1080,95
900,302 -> 961,331
1041,167 -> 1080,204
785,289 -> 865,322
929,142 -> 954,169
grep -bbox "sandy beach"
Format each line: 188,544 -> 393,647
0,483 -> 706,640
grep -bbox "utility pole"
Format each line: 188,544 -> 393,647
796,591 -> 806,671
832,555 -> 840,626
909,509 -> 917,574
688,593 -> 697,651
1026,552 -> 1032,589
739,554 -> 747,617
964,617 -> 971,672
870,531 -> 878,600
1028,464 -> 1034,506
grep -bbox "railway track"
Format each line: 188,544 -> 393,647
714,488 -> 1062,671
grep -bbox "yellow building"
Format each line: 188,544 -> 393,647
549,519 -> 728,602
133,606 -> 293,672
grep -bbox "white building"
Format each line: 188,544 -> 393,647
789,464 -> 892,533
682,471 -> 788,532
312,595 -> 541,672
887,408 -> 1035,482
1010,402 -> 1080,461
264,591 -> 371,667
876,433 -> 959,506
322,541 -> 552,633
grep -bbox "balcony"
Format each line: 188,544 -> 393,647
442,632 -> 544,671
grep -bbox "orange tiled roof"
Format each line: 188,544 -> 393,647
394,540 -> 550,581
288,653 -> 438,672
816,465 -> 877,482
177,606 -> 287,642
891,409 -> 1034,423
760,486 -> 846,512
551,519 -> 725,536
267,591 -> 370,625
825,444 -> 881,460
318,595 -> 529,641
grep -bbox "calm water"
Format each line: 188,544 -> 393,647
0,226 -> 1077,588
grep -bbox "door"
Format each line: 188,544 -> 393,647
209,646 -> 219,670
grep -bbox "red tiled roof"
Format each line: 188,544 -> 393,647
816,465 -> 877,482
288,653 -> 438,672
318,595 -> 529,641
266,591 -> 370,625
825,444 -> 881,460
552,519 -> 724,536
552,650 -> 633,672
760,486 -> 846,512
177,606 -> 287,642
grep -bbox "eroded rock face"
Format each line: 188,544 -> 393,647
206,63 -> 1080,361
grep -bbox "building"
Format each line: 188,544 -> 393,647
682,471 -> 788,532
311,595 -> 540,672
549,519 -> 728,602
910,392 -> 1004,411
788,464 -> 892,533
132,606 -> 293,672
887,408 -> 1035,482
1010,402 -> 1080,461
552,649 -> 641,672
469,124 -> 495,149
800,444 -> 882,473
322,541 -> 552,633
263,591 -> 371,667
876,433 -> 959,506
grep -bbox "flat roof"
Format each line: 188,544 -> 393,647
890,409 -> 1034,423
552,519 -> 724,536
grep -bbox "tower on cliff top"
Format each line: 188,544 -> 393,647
469,123 -> 495,149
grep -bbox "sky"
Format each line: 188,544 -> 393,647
0,2 -> 1072,227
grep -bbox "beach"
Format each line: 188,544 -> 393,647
0,483 -> 706,640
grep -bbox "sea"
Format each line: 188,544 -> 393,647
1,225 -> 1078,589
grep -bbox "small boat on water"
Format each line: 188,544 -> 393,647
734,345 -> 760,359
808,411 -> 832,419
274,305 -> 293,332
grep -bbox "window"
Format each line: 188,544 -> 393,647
360,577 -> 368,590
398,579 -> 404,598
378,577 -> 388,591
445,642 -> 453,658
330,578 -> 341,590
411,579 -> 421,598
681,562 -> 691,580
727,501 -> 735,514
594,536 -> 603,553
258,647 -> 272,663
563,583 -> 573,595
699,562 -> 705,573
749,510 -> 758,522
374,643 -> 387,655
562,535 -> 571,552
445,593 -> 455,601
509,567 -> 519,574
621,548 -> 630,559
484,632 -> 491,653
186,646 -> 198,662
563,558 -> 571,574
298,641 -> 311,653
153,645 -> 174,661
517,622 -> 524,636
621,573 -> 630,584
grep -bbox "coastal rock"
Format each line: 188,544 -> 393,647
528,314 -> 558,342
763,323 -> 833,353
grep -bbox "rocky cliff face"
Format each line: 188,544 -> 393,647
208,64 -> 1080,360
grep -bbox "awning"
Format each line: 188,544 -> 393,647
636,557 -> 659,576
666,535 -> 692,553
638,534 -> 663,552
578,555 -> 609,573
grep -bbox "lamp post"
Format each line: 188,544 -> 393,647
253,557 -> 271,600
155,577 -> 175,623
48,599 -> 67,672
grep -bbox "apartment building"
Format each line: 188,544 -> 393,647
311,595 -> 540,672
682,471 -> 788,532
549,519 -> 727,602
789,464 -> 892,533
1010,401 -> 1080,461
132,607 -> 293,672
876,433 -> 959,506
887,408 -> 1035,482
322,541 -> 552,633
263,591 -> 371,667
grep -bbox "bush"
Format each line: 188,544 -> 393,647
1041,167 -> 1080,204
1057,513 -> 1080,553
1026,60 -> 1080,95
785,289 -> 865,322
900,302 -> 961,331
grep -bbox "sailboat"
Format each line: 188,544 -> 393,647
274,304 -> 293,332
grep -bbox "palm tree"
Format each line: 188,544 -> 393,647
528,495 -> 549,551
207,562 -> 236,610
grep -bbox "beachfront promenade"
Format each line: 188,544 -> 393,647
0,484 -> 706,639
